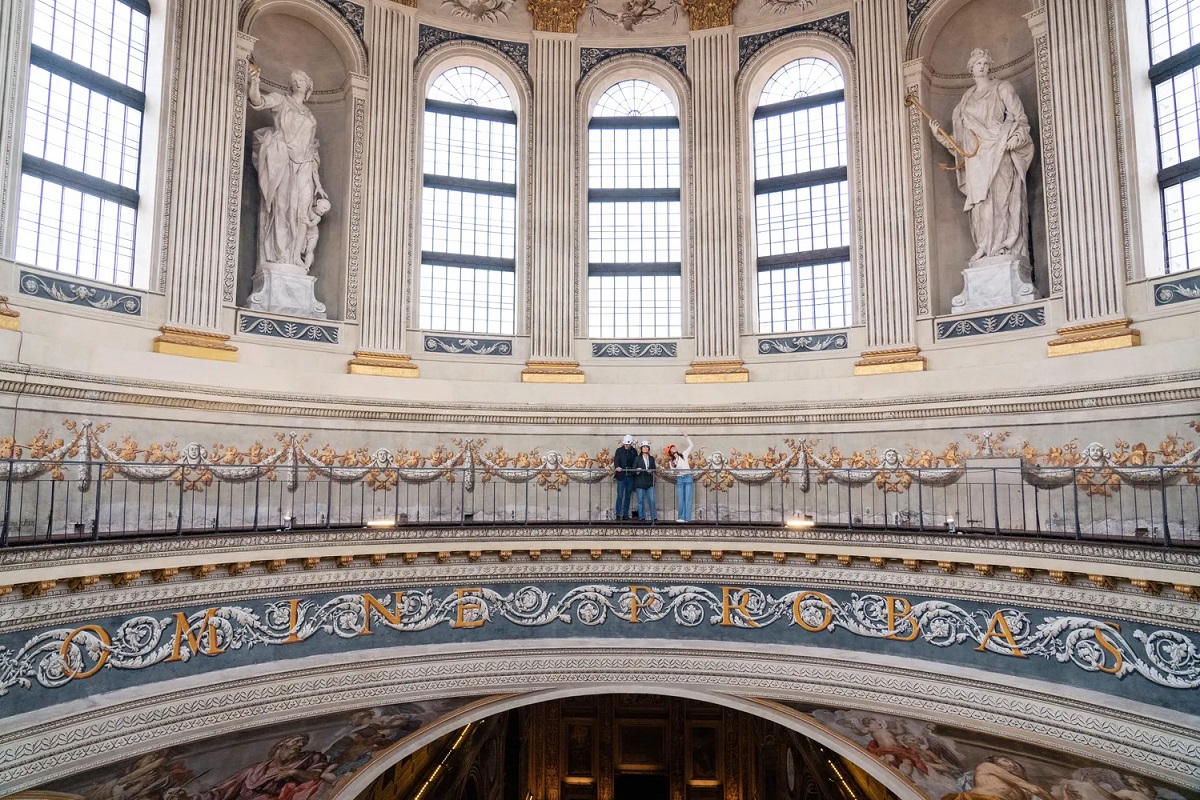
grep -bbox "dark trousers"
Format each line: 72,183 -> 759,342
615,477 -> 634,519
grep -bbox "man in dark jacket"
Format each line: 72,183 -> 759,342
613,434 -> 638,521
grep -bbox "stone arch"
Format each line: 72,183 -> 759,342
239,0 -> 367,77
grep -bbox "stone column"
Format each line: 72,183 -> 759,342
852,0 -> 924,375
0,0 -> 32,259
683,7 -> 748,384
521,32 -> 585,384
348,0 -> 420,378
1043,0 -> 1140,357
153,0 -> 240,361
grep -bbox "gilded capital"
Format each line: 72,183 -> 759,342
528,0 -> 587,32
681,0 -> 738,30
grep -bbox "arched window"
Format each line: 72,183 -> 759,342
419,65 -> 517,335
587,79 -> 682,339
15,0 -> 150,287
752,58 -> 852,332
1148,0 -> 1200,274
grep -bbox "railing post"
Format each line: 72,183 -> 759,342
917,469 -> 924,531
252,468 -> 261,532
0,456 -> 12,546
325,474 -> 333,529
845,470 -> 853,529
213,477 -> 221,532
175,471 -> 185,536
1160,466 -> 1173,547
92,459 -> 103,540
992,467 -> 1001,536
1072,468 -> 1082,540
45,479 -> 57,540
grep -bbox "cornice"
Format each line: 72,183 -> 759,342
1,645 -> 1197,792
2,538 -> 1198,633
0,362 -> 1196,426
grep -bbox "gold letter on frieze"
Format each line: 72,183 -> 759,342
886,596 -> 919,641
975,611 -> 1027,658
791,591 -> 834,632
361,592 -> 406,636
452,588 -> 486,629
627,586 -> 657,624
166,609 -> 224,662
721,587 -> 761,628
59,624 -> 112,679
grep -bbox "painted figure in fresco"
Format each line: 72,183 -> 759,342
84,750 -> 194,800
944,756 -> 1054,800
931,48 -> 1034,263
189,734 -> 335,800
247,66 -> 331,272
325,709 -> 422,776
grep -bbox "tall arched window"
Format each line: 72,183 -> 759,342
752,58 -> 851,332
587,79 -> 682,339
15,0 -> 150,287
1149,0 -> 1200,274
419,66 -> 517,335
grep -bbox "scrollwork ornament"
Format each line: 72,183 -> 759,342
528,0 -> 587,32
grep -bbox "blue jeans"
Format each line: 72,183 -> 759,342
615,477 -> 634,519
675,474 -> 694,521
636,486 -> 656,521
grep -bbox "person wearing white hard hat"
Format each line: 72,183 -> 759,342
632,440 -> 657,523
613,434 -> 638,521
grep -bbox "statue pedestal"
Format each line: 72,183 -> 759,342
951,255 -> 1037,314
247,263 -> 326,320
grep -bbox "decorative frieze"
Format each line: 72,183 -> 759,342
592,342 -> 678,358
906,0 -> 934,30
319,0 -> 365,41
580,46 -> 688,81
737,12 -> 851,69
417,25 -> 529,73
425,335 -> 514,356
18,271 -> 143,316
238,313 -> 340,345
757,333 -> 848,354
936,307 -> 1046,340
1154,273 -> 1200,307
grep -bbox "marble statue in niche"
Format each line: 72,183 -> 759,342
930,48 -> 1037,314
246,64 -> 329,319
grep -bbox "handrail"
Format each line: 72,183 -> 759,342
0,459 -> 1194,549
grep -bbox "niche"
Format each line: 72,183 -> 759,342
238,1 -> 363,321
916,0 -> 1046,315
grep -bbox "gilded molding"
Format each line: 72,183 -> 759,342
681,0 -> 737,30
527,0 -> 587,32
1047,318 -> 1141,358
521,360 -> 585,384
152,327 -> 239,362
347,350 -> 419,378
0,297 -> 19,331
685,360 -> 750,384
853,347 -> 926,376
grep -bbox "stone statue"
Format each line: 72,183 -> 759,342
930,48 -> 1037,313
245,64 -> 328,319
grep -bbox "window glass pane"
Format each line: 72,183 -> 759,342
423,110 -> 516,184
757,262 -> 852,334
1149,0 -> 1200,65
422,187 -> 516,260
427,65 -> 513,110
15,173 -> 135,284
588,275 -> 681,339
23,65 -> 143,189
419,263 -> 515,335
752,58 -> 853,329
587,80 -> 683,338
758,58 -> 844,105
593,80 -> 675,117
31,0 -> 149,89
1163,176 -> 1200,272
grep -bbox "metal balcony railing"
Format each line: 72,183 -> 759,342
0,460 -> 1196,548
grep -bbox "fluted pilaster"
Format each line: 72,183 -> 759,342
350,0 -> 419,378
685,26 -> 747,384
1045,0 -> 1126,324
155,0 -> 240,360
0,0 -> 31,259
522,33 -> 583,384
853,0 -> 923,375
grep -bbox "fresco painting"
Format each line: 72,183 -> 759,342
34,697 -> 478,800
791,705 -> 1198,800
